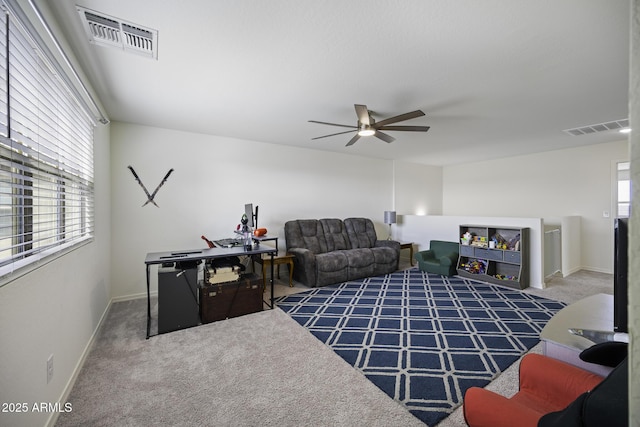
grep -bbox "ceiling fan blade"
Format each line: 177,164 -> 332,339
373,110 -> 425,127
354,104 -> 370,125
311,129 -> 357,140
377,125 -> 431,132
308,120 -> 357,129
346,134 -> 361,146
374,131 -> 395,143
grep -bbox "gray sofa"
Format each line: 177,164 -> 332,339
284,217 -> 400,287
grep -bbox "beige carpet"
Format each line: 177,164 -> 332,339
56,298 -> 425,427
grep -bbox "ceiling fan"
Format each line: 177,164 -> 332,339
309,104 -> 430,146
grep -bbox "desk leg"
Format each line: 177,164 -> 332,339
262,261 -> 267,292
270,252 -> 275,309
146,264 -> 151,339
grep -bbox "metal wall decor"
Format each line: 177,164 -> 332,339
127,166 -> 174,207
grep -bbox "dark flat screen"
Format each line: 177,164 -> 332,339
613,218 -> 628,333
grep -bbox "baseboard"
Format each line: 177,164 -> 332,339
45,297 -> 113,427
561,266 -> 582,277
112,290 -> 157,302
545,267 -> 614,281
544,270 -> 564,281
579,266 -> 613,275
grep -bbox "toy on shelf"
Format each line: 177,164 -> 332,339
490,233 -> 504,249
470,235 -> 488,248
490,232 -> 521,251
508,233 -> 521,251
460,258 -> 487,275
495,274 -> 518,281
461,231 -> 473,245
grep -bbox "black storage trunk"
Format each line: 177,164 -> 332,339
200,273 -> 263,323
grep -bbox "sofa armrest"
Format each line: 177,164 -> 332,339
439,255 -> 454,266
287,247 -> 317,287
375,239 -> 400,252
439,252 -> 458,266
519,354 -> 604,409
415,250 -> 435,262
464,387 -> 543,427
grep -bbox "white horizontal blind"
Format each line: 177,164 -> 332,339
0,14 -> 6,137
617,161 -> 630,218
0,8 -> 95,278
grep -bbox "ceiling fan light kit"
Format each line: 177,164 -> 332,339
310,104 -> 430,146
358,124 -> 375,137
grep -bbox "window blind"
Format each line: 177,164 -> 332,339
0,7 -> 95,281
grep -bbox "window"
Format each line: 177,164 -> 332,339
616,161 -> 630,218
0,5 -> 95,283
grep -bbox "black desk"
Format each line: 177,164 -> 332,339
230,232 -> 280,254
144,246 -> 276,338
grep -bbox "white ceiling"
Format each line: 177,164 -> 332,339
44,0 -> 630,166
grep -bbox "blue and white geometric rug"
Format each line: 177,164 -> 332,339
276,268 -> 566,426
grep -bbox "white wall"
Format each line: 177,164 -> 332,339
393,160 -> 443,215
0,124 -> 111,427
560,216 -> 582,276
442,140 -> 629,274
110,122 -> 399,298
543,216 -> 582,277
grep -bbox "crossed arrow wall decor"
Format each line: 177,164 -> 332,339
127,166 -> 174,207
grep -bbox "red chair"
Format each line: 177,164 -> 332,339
463,354 -> 604,427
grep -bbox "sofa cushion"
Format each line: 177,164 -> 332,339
344,248 -> 374,268
344,217 -> 378,249
344,248 -> 375,279
316,251 -> 348,271
430,240 -> 459,258
371,247 -> 398,265
285,219 -> 328,254
315,252 -> 349,286
371,247 -> 399,276
320,218 -> 351,252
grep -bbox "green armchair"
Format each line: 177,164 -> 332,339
414,240 -> 459,276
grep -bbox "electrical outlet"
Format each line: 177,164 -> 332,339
47,354 -> 54,384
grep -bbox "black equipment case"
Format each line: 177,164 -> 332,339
199,273 -> 263,323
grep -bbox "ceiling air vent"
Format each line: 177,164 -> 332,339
564,119 -> 629,136
77,6 -> 158,59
